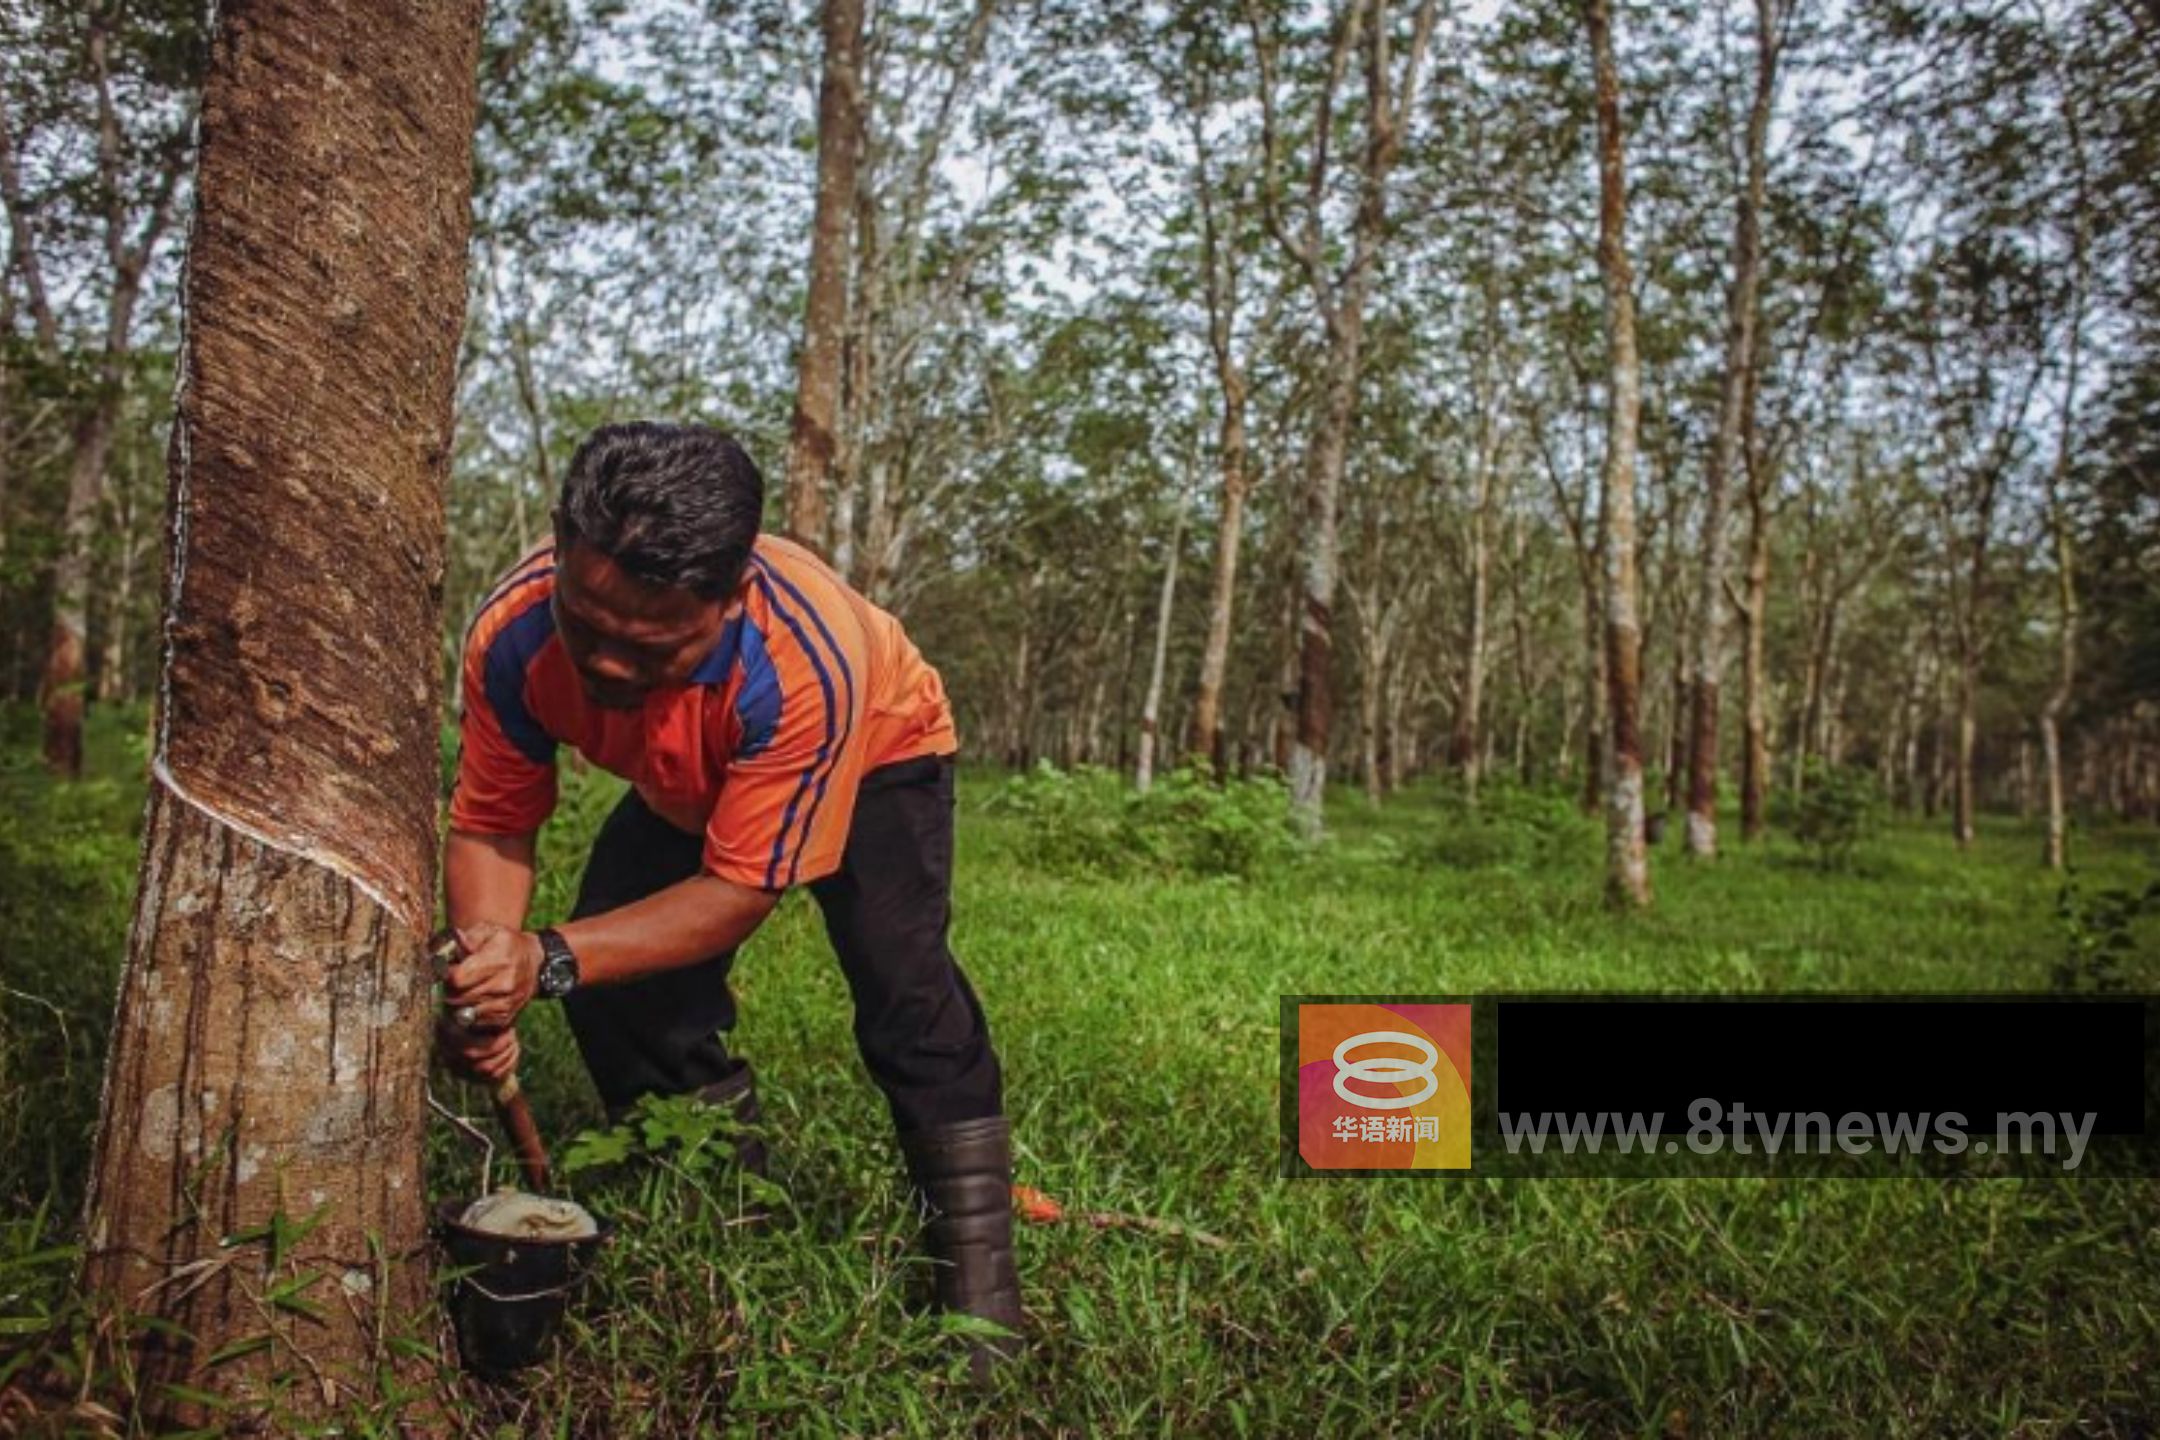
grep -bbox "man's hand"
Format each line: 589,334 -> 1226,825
436,1016 -> 521,1084
441,921 -> 542,1033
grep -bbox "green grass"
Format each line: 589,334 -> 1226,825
4,702 -> 2159,1435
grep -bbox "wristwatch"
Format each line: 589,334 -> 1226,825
535,927 -> 581,999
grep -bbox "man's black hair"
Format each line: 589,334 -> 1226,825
554,422 -> 765,600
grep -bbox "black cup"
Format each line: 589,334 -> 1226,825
434,1197 -> 612,1374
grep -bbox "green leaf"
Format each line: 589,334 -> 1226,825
269,1201 -> 332,1270
267,1268 -> 327,1321
937,1311 -> 1020,1340
158,1384 -> 235,1413
559,1126 -> 635,1174
204,1333 -> 273,1367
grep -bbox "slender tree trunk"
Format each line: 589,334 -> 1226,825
1190,375 -> 1248,775
1457,460 -> 1494,806
1664,649 -> 1686,814
1953,640 -> 1980,847
96,471 -> 143,703
1685,0 -> 1776,858
80,0 -> 482,1427
0,286 -> 15,571
1290,324 -> 1357,830
1579,567 -> 1604,814
832,189 -> 878,581
2041,80 -> 2089,869
784,0 -> 866,552
1358,607 -> 1386,805
1586,0 -> 1649,908
1254,0 -> 1440,836
1273,548 -> 1298,774
1384,647 -> 1410,793
2041,464 -> 2077,869
1136,510 -> 1185,792
39,13 -> 188,779
1738,478 -> 1771,839
1005,569 -> 1042,768
42,402 -> 123,775
505,304 -> 550,554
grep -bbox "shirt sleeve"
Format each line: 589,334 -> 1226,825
702,635 -> 868,892
447,609 -> 559,835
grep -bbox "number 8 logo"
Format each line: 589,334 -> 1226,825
1332,1030 -> 1440,1110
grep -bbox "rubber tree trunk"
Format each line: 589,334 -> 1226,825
1457,454 -> 1494,807
2040,79 -> 2089,870
79,1 -> 482,1428
1578,560 -> 1604,815
1738,481 -> 1771,840
784,0 -> 866,553
1684,0 -> 1776,859
1190,369 -> 1248,776
1136,509 -> 1186,792
96,466 -> 146,703
1586,0 -> 1650,909
1290,324 -> 1357,832
37,11 -> 185,778
1275,0 -> 1439,837
41,402 -> 122,776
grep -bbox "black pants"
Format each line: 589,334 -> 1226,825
560,753 -> 1003,1137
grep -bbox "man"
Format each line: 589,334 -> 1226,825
436,421 -> 1023,1379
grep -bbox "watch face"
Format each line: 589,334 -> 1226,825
538,935 -> 578,996
539,954 -> 574,996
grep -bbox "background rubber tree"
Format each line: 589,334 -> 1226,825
1584,0 -> 1651,909
784,0 -> 866,552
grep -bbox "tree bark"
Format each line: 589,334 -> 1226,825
1738,476 -> 1771,839
1684,0 -> 1776,859
1456,430 -> 1497,808
1186,114 -> 1255,778
1586,0 -> 1650,908
1191,384 -> 1248,777
1249,0 -> 1440,835
42,403 -> 122,773
784,0 -> 866,553
96,451 -> 148,703
1136,509 -> 1185,792
80,0 -> 482,1427
2040,72 -> 2089,871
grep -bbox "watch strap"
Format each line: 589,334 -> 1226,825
536,926 -> 580,998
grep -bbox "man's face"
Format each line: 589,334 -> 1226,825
552,539 -> 728,710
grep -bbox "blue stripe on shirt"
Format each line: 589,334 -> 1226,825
749,557 -> 858,885
749,569 -> 837,889
481,596 -> 559,765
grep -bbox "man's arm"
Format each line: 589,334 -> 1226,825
438,828 -> 540,1082
446,827 -> 539,933
554,873 -> 780,987
440,870 -> 781,1034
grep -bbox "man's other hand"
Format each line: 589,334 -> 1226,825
436,1015 -> 521,1084
441,921 -> 542,1031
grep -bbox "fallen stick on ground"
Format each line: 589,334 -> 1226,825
1011,1184 -> 1229,1250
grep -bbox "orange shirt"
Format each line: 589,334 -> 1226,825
449,533 -> 959,892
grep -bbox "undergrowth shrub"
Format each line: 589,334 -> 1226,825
0,706 -> 145,1216
1786,760 -> 1879,871
1419,784 -> 1594,870
984,761 -> 1299,880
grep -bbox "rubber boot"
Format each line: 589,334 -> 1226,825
897,1114 -> 1025,1384
691,1058 -> 770,1180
